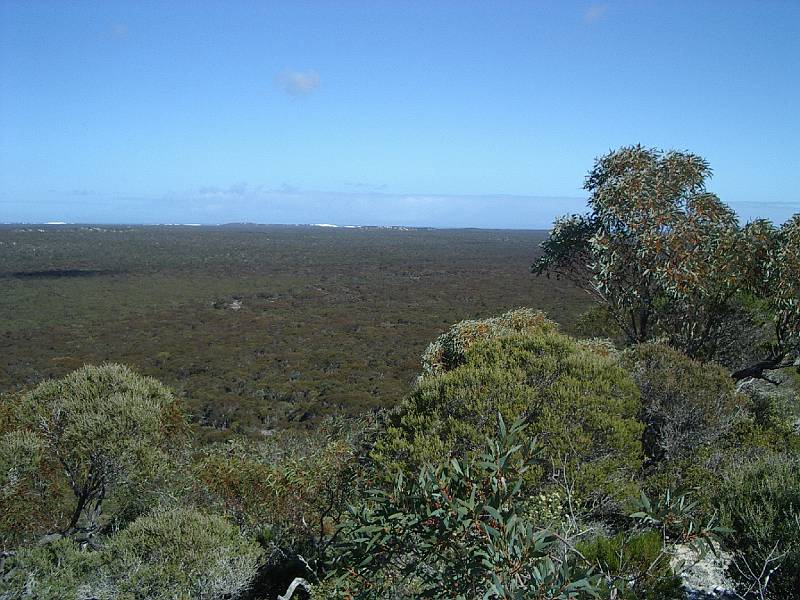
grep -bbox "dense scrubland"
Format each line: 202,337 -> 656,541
0,225 -> 587,440
1,146 -> 799,599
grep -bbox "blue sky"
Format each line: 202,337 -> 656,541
1,1 -> 798,227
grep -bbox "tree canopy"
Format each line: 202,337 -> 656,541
533,145 -> 799,376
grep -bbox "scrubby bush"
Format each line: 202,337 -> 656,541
195,414 -> 381,595
715,453 -> 800,599
376,311 -> 643,511
0,508 -> 264,600
0,536 -> 104,600
1,364 -> 187,544
0,429 -> 67,549
624,344 -> 746,463
100,507 -> 264,600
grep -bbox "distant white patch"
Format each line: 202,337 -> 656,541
311,223 -> 338,227
45,221 -> 67,225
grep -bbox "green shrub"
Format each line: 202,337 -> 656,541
2,364 -> 188,544
0,537 -> 104,600
624,344 -> 746,463
1,508 -> 264,600
101,507 -> 264,600
0,430 -> 68,549
577,531 -> 682,599
377,312 -> 643,510
324,417 -> 600,599
194,414 -> 381,596
196,416 -> 373,544
715,452 -> 800,599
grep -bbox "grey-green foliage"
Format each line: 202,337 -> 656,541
0,537 -> 104,600
623,344 -> 746,462
715,453 -> 800,599
7,363 -> 186,538
0,508 -> 264,600
322,417 -> 600,599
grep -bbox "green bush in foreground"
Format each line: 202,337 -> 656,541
101,507 -> 264,600
376,310 -> 643,511
577,531 -> 682,600
322,417 -> 600,599
1,364 -> 187,545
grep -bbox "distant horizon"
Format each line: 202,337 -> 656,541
1,194 -> 796,230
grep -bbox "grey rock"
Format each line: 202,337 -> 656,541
671,543 -> 737,599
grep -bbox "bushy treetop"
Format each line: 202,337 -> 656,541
533,145 -> 800,374
376,309 -> 643,509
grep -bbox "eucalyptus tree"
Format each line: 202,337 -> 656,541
533,145 -> 799,377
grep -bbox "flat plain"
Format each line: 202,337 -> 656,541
0,225 -> 589,440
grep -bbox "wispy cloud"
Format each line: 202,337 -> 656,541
583,4 -> 608,24
110,23 -> 129,40
197,183 -> 261,199
276,70 -> 321,96
344,181 -> 388,191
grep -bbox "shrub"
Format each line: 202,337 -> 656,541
577,531 -> 683,600
624,344 -> 746,463
0,537 -> 104,600
323,417 -> 600,598
194,414 -> 381,595
196,417 -> 368,540
0,508 -> 264,600
419,308 -> 557,378
100,507 -> 264,600
376,311 -> 643,511
715,453 -> 800,599
0,430 -> 68,549
2,364 -> 187,543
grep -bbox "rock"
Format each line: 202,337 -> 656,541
670,543 -> 736,599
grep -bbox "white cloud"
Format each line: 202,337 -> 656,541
583,4 -> 608,23
276,70 -> 321,96
110,23 -> 129,39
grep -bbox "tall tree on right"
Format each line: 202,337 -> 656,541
533,145 -> 799,378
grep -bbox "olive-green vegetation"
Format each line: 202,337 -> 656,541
623,344 -> 746,463
716,453 -> 800,599
2,147 -> 800,599
0,225 -> 589,441
375,309 -> 643,509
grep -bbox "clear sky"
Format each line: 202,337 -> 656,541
1,1 -> 798,227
